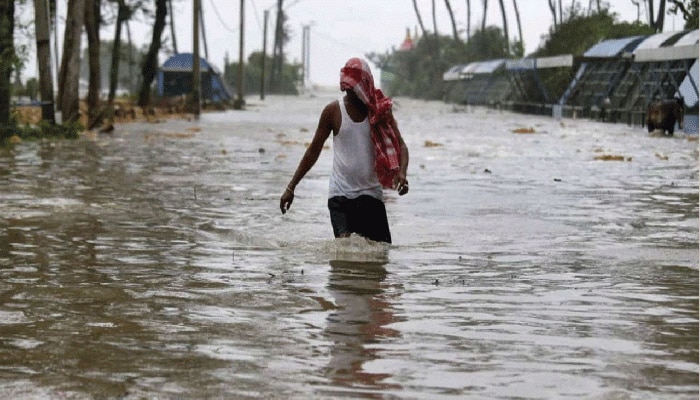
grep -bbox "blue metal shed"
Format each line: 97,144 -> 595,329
157,53 -> 233,103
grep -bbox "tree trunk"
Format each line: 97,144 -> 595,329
168,0 -> 178,53
85,0 -> 101,129
647,0 -> 655,27
271,0 -> 283,92
548,0 -> 558,29
412,0 -> 428,38
465,0 -> 471,41
109,0 -> 127,104
481,0 -> 488,32
58,0 -> 85,124
444,0 -> 460,41
126,20 -> 135,93
498,0 -> 509,55
34,0 -> 55,124
655,0 -> 666,32
432,0 -> 438,37
512,0 -> 523,56
137,0 -> 167,108
558,0 -> 563,23
0,0 -> 14,132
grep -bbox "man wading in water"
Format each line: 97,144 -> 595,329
279,57 -> 409,244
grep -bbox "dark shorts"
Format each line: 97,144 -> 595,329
328,195 -> 392,244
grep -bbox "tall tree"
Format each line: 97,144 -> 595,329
137,0 -> 167,107
444,0 -> 460,41
168,0 -> 177,53
548,0 -> 558,29
668,0 -> 699,29
512,0 -> 523,56
34,0 -> 55,123
465,0 -> 471,41
84,0 -> 101,128
58,0 -> 85,123
271,0 -> 283,91
498,0 -> 509,55
432,0 -> 439,42
647,0 -> 667,31
412,0 -> 428,38
108,0 -> 129,104
0,0 -> 15,132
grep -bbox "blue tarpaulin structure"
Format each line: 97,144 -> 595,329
157,53 -> 233,103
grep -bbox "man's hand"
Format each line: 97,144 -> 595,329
280,187 -> 294,214
393,173 -> 409,196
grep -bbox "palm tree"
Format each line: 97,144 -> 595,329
497,0 -> 509,55
444,0 -> 461,41
512,0 -> 523,56
647,0 -> 667,32
413,0 -> 428,37
548,0 -> 558,29
465,0 -> 471,41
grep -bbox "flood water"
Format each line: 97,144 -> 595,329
0,91 -> 697,399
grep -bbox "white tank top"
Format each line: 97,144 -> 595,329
328,97 -> 382,200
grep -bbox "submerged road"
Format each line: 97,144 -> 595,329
0,92 -> 697,399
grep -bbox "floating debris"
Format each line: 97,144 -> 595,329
424,140 -> 443,147
164,132 -> 196,139
594,154 -> 631,162
512,127 -> 536,134
655,152 -> 669,160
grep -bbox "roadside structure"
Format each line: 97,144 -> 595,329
442,29 -> 699,134
157,53 -> 233,104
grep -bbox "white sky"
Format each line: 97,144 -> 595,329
18,0 -> 686,88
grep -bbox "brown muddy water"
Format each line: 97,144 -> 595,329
0,92 -> 697,399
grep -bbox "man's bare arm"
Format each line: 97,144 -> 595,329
280,102 -> 336,214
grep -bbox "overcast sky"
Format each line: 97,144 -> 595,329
18,0 -> 686,88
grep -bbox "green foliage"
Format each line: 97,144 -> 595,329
21,77 -> 38,100
80,41 -> 144,95
669,0 -> 699,30
224,51 -> 300,96
465,26 -> 512,60
369,26 -> 516,100
534,9 -> 655,57
0,117 -> 82,145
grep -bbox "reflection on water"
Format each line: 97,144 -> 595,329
324,259 -> 403,394
0,92 -> 697,399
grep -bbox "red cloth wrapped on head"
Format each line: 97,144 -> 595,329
340,57 -> 401,189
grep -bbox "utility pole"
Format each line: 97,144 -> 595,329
260,9 -> 268,100
301,24 -> 306,89
199,0 -> 209,60
304,24 -> 310,88
34,0 -> 55,123
53,0 -> 59,95
192,0 -> 201,118
300,23 -> 311,91
234,0 -> 245,109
